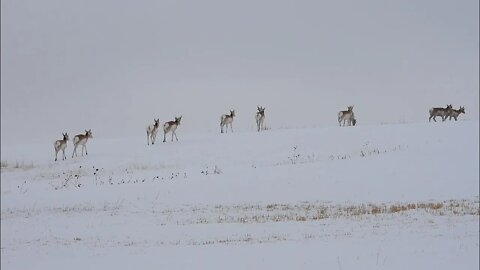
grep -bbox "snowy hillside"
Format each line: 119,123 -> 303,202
1,121 -> 479,269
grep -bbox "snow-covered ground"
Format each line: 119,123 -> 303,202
1,121 -> 479,269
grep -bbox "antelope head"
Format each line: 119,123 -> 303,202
154,118 -> 160,127
459,106 -> 465,114
230,110 -> 235,117
446,104 -> 453,110
63,133 -> 69,141
347,105 -> 354,112
257,106 -> 265,116
85,129 -> 93,138
175,116 -> 182,125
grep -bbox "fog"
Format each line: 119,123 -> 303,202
2,0 -> 478,145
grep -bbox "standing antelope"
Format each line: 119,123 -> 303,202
255,106 -> 265,132
429,104 -> 452,122
448,106 -> 465,121
338,106 -> 355,126
54,133 -> 69,161
163,116 -> 182,142
72,129 -> 93,158
220,110 -> 235,133
146,118 -> 160,145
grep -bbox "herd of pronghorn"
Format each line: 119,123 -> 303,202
53,104 -> 466,161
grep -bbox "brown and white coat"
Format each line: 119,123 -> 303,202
338,106 -> 356,126
146,118 -> 160,145
72,129 -> 93,158
163,116 -> 182,142
54,133 -> 69,161
220,110 -> 235,133
429,104 -> 452,122
448,106 -> 465,121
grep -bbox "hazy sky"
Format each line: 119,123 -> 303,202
1,0 -> 478,145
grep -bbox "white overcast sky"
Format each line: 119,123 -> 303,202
1,0 -> 478,145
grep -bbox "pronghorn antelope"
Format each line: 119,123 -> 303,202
72,129 -> 93,158
255,106 -> 265,132
163,116 -> 182,142
220,110 -> 235,133
54,133 -> 69,161
448,106 -> 465,121
338,106 -> 355,126
146,118 -> 160,145
429,104 -> 452,122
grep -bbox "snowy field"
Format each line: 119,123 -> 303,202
1,121 -> 479,269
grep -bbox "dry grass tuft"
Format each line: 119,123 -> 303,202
1,160 -> 8,168
1,160 -> 35,171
